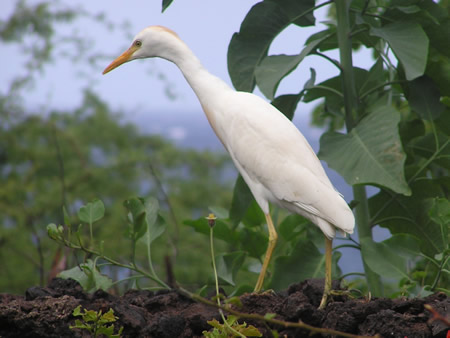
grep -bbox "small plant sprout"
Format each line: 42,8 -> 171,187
70,305 -> 123,338
203,213 -> 262,338
47,197 -> 170,292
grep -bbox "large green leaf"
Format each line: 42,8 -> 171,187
409,133 -> 450,169
382,234 -> 421,259
370,22 -> 429,81
269,238 -> 341,290
255,34 -> 330,100
215,251 -> 247,286
278,214 -> 309,242
408,76 -> 445,120
428,197 -> 450,248
369,181 -> 448,257
319,105 -> 411,195
239,228 -> 268,259
271,94 -> 302,121
58,259 -> 113,293
228,0 -> 315,92
184,218 -> 237,243
229,175 -> 254,227
241,200 -> 265,228
360,238 -> 411,280
269,238 -> 323,290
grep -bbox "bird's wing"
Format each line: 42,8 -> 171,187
225,92 -> 354,233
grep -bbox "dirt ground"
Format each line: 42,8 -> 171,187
0,278 -> 448,337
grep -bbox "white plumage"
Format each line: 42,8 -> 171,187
103,25 -> 355,308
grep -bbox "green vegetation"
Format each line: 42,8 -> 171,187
70,305 -> 123,338
1,0 -> 448,302
225,0 -> 449,296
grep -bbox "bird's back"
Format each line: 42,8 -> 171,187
221,92 -> 354,238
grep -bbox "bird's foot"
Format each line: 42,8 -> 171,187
319,289 -> 362,309
318,290 -> 330,309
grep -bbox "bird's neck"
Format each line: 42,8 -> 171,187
166,42 -> 232,145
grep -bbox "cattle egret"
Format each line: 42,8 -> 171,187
103,25 -> 355,308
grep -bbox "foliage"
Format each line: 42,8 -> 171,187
203,316 -> 262,338
70,305 -> 123,338
2,0 -> 449,301
0,0 -> 233,292
48,197 -> 170,290
225,0 -> 449,296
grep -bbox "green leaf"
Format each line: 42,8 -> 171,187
241,200 -> 265,228
215,251 -> 246,286
143,197 -> 164,244
370,22 -> 429,81
256,55 -> 301,100
161,0 -> 173,12
360,238 -> 411,280
359,58 -> 385,97
408,76 -> 445,120
63,206 -> 71,227
319,105 -> 411,195
382,234 -> 421,259
58,259 -> 113,292
271,94 -> 302,121
255,33 -> 330,99
239,324 -> 263,337
239,228 -> 268,259
264,313 -> 277,320
229,175 -> 254,227
369,182 -> 448,257
428,197 -> 450,248
228,0 -> 315,91
409,133 -> 450,169
278,214 -> 308,241
123,197 -> 163,243
184,218 -> 237,243
123,197 -> 147,240
269,238 -> 325,290
72,305 -> 82,317
208,206 -> 229,220
78,199 -> 105,224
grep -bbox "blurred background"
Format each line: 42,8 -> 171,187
0,0 -> 377,294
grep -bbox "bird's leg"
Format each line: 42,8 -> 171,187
254,213 -> 278,292
319,236 -> 333,309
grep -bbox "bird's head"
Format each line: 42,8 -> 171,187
103,25 -> 181,75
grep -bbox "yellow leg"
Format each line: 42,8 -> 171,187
254,213 -> 278,292
319,237 -> 333,309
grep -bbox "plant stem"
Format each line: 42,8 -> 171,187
210,227 -> 220,298
209,225 -> 245,338
334,0 -> 383,296
64,236 -> 170,289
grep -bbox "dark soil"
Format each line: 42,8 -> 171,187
0,278 -> 448,337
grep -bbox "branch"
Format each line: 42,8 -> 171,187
178,287 -> 380,338
424,304 -> 450,327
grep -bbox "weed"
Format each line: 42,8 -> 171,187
70,305 -> 124,338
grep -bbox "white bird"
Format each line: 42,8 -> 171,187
103,25 -> 355,308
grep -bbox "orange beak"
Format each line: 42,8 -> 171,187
102,46 -> 136,75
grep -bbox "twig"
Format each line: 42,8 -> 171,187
424,304 -> 450,327
177,287 -> 380,338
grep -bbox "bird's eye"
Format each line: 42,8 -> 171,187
135,40 -> 142,47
